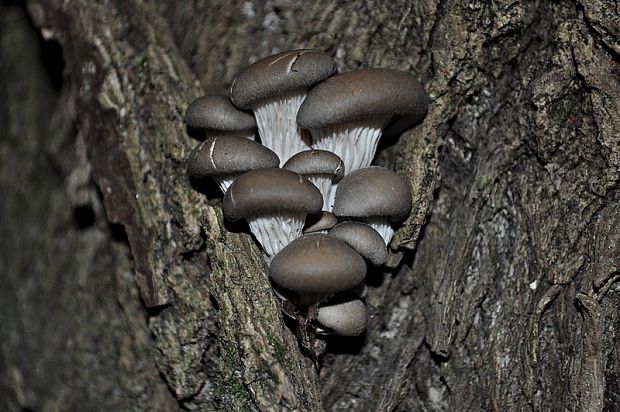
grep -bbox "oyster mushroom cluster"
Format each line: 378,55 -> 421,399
185,49 -> 428,337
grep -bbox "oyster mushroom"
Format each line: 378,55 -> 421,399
222,168 -> 322,259
187,135 -> 280,193
185,93 -> 257,139
328,221 -> 387,265
316,297 -> 368,337
230,49 -> 337,165
297,68 -> 428,174
269,234 -> 367,304
283,149 -> 344,211
303,211 -> 338,234
333,166 -> 412,245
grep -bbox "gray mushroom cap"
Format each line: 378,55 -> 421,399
230,49 -> 337,109
317,298 -> 368,337
187,136 -> 279,178
269,234 -> 367,294
328,221 -> 387,265
333,166 -> 412,222
283,149 -> 344,182
185,94 -> 256,131
297,69 -> 428,129
222,168 -> 322,221
304,211 -> 338,233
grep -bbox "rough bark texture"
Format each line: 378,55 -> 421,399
1,0 -> 618,411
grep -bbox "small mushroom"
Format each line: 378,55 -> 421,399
185,94 -> 257,139
316,297 -> 368,337
222,168 -> 323,259
269,234 -> 367,303
297,69 -> 428,175
328,221 -> 387,265
303,211 -> 338,234
230,49 -> 337,165
187,136 -> 280,193
283,149 -> 344,211
332,166 -> 412,245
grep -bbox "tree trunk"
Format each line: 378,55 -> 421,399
1,0 -> 618,410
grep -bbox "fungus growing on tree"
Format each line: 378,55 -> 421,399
269,234 -> 367,304
328,221 -> 388,265
333,166 -> 412,245
283,149 -> 344,211
316,297 -> 369,337
187,136 -> 279,193
230,49 -> 337,165
183,49 -> 428,345
222,168 -> 323,259
303,211 -> 338,234
297,69 -> 428,174
185,93 -> 257,139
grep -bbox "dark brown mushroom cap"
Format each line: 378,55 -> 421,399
282,150 -> 344,182
304,211 -> 338,233
270,234 -> 367,294
222,168 -> 322,221
333,166 -> 412,221
230,49 -> 337,109
328,221 -> 387,265
317,298 -> 368,337
185,94 -> 256,131
297,69 -> 428,129
187,136 -> 280,178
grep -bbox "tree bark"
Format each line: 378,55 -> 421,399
1,0 -> 618,411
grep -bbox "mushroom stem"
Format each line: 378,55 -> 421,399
306,175 -> 334,211
213,173 -> 237,193
253,89 -> 311,165
326,186 -> 337,213
365,216 -> 394,245
310,117 -> 389,175
247,212 -> 306,259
